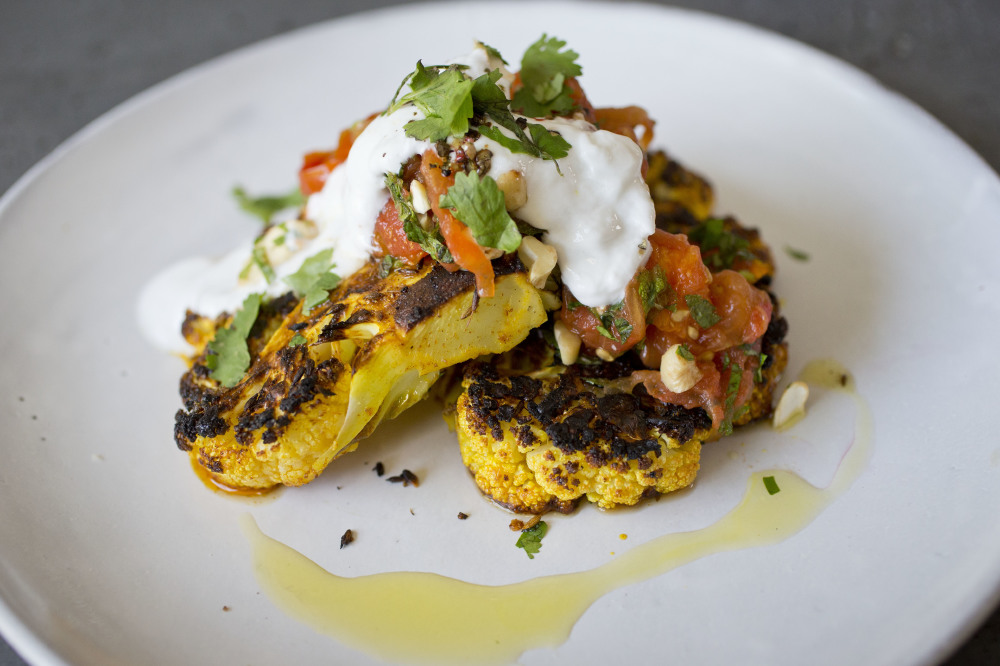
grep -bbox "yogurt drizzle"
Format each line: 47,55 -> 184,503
138,45 -> 654,353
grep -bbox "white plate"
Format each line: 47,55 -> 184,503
2,2 -> 999,665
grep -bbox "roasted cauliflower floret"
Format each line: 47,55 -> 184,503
174,255 -> 546,490
457,361 -> 711,513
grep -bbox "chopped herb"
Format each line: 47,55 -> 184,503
756,353 -> 768,383
232,186 -> 304,224
717,353 -> 744,436
512,35 -> 581,117
288,333 -> 307,347
340,529 -> 355,549
589,302 -> 632,343
251,244 -> 276,284
284,249 -> 342,314
205,293 -> 263,388
687,218 -> 754,270
385,172 -> 454,262
637,265 -> 669,315
677,344 -> 695,361
784,245 -> 810,262
439,171 -> 521,252
378,254 -> 403,279
515,520 -> 548,559
684,294 -> 721,329
763,475 -> 781,495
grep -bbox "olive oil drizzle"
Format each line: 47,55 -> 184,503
241,359 -> 869,665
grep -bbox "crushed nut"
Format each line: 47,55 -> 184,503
660,344 -> 703,393
772,381 -> 809,430
553,319 -> 581,365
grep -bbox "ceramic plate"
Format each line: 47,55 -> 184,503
2,2 -> 999,665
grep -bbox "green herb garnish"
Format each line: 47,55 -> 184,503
205,293 -> 263,388
784,245 -> 810,262
439,171 -> 521,252
477,41 -> 508,65
763,475 -> 781,495
677,344 -> 695,361
395,63 -> 474,142
717,352 -> 743,436
232,186 -> 304,224
687,218 -> 754,270
684,294 -> 721,329
637,265 -> 669,315
471,70 -> 570,163
284,249 -> 342,314
515,521 -> 548,559
512,35 -> 582,117
377,254 -> 403,279
288,333 -> 307,347
251,244 -> 276,284
384,172 -> 454,263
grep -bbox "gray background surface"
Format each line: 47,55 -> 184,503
1,0 -> 997,664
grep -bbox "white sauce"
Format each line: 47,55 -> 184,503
137,46 -> 654,353
476,118 -> 652,306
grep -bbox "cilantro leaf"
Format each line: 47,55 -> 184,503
206,293 -> 263,387
476,124 -> 530,155
439,171 -> 521,252
477,41 -> 508,65
288,333 -> 307,347
251,244 -> 276,284
471,70 -> 515,121
684,294 -> 721,329
512,35 -> 582,117
232,186 -> 304,224
469,68 -> 573,163
515,521 -> 548,559
385,173 -> 454,263
763,475 -> 780,495
399,67 -> 474,141
527,123 -> 571,160
677,344 -> 695,361
284,249 -> 342,314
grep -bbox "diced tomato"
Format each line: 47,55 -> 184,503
594,105 -> 655,152
419,150 -> 496,297
563,77 -> 596,123
629,343 -> 760,437
373,198 -> 427,265
698,270 -> 773,353
298,114 -> 376,196
559,283 -> 645,357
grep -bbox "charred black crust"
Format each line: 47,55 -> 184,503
463,362 -> 710,466
173,345 -> 345,453
318,308 -> 375,342
760,289 -> 788,370
393,254 -> 524,332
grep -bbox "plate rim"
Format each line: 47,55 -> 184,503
1,2 -> 998,664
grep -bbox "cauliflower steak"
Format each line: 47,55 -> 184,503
174,255 -> 545,489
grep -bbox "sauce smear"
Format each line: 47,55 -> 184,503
241,359 -> 870,664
